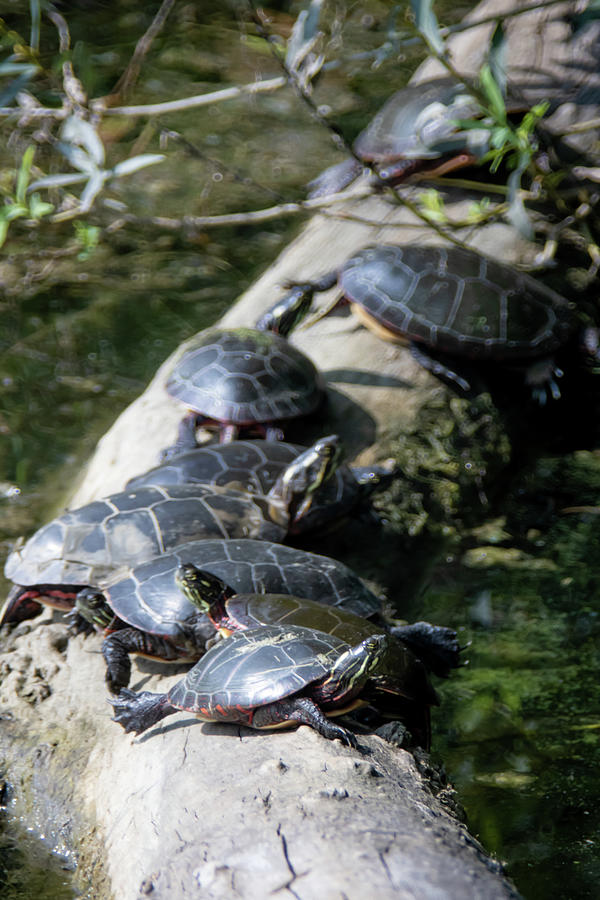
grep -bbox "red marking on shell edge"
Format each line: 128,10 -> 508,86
37,589 -> 80,610
215,704 -> 226,715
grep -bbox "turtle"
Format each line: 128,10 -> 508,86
110,623 -> 438,747
163,326 -> 324,451
257,243 -> 594,399
69,537 -> 382,691
307,77 -> 525,198
127,436 -> 395,520
1,448 -> 359,628
76,559 -> 458,693
175,562 -> 459,677
127,434 -> 395,535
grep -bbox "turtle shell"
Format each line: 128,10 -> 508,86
4,485 -> 285,591
166,327 -> 323,427
340,245 -> 574,359
101,538 -> 382,638
213,592 -> 438,704
221,592 -> 380,644
126,439 -> 364,535
167,624 -> 350,715
355,78 -> 481,163
127,440 -> 305,492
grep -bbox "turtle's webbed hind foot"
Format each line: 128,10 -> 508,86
110,688 -> 175,735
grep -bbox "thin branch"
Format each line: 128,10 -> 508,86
47,10 -> 87,109
92,76 -> 287,117
106,184 -> 374,230
106,0 -> 176,103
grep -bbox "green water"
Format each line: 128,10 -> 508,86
0,817 -> 75,900
1,2 -> 599,898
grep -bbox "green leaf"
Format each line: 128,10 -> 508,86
0,217 -> 9,247
479,64 -> 506,124
3,203 -> 29,222
490,126 -> 511,149
488,22 -> 507,99
28,193 -> 54,218
417,188 -> 448,223
16,146 -> 35,204
410,0 -> 444,55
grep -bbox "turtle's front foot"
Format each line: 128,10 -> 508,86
66,609 -> 95,636
110,688 -> 175,735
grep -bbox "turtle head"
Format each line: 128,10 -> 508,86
175,564 -> 235,618
268,435 -> 343,530
75,588 -> 114,629
320,633 -> 390,705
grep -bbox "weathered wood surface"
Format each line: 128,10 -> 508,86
2,2 -> 599,897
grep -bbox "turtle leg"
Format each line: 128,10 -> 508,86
102,628 -> 185,694
110,688 -> 176,735
264,424 -> 284,441
251,696 -> 358,748
409,341 -> 470,392
219,423 -> 239,443
256,271 -> 340,336
160,411 -> 200,460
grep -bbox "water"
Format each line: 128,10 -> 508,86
1,1 -> 599,897
0,824 -> 75,900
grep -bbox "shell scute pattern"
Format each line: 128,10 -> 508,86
102,538 -> 381,637
341,245 -> 573,359
166,329 -> 322,425
169,625 -> 345,713
5,486 -> 284,589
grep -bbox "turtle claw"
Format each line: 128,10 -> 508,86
337,726 -> 359,750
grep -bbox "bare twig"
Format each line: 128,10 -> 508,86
93,76 -> 288,117
46,9 -> 70,53
107,0 -> 176,103
107,184 -> 374,230
47,10 -> 87,110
